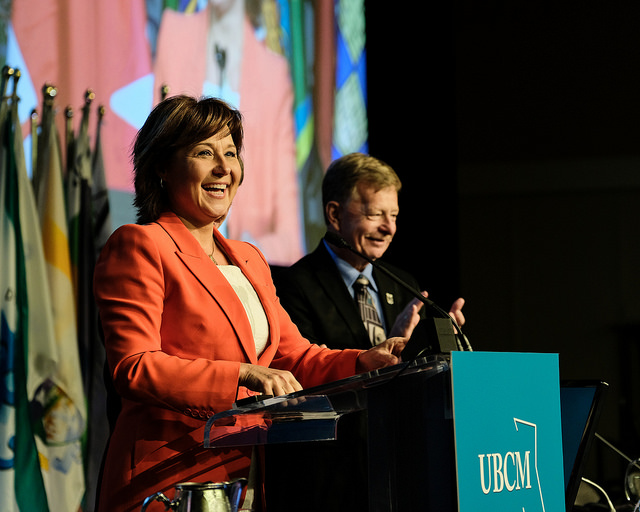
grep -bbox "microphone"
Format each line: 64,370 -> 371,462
324,231 -> 472,356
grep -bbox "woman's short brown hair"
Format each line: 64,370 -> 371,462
132,95 -> 244,224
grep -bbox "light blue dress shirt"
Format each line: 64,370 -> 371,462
323,239 -> 387,333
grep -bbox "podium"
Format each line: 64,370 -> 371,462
204,356 -> 454,511
203,352 -> 565,512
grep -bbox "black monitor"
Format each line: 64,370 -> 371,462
560,380 -> 608,511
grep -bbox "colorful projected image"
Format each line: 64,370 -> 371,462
6,0 -> 368,264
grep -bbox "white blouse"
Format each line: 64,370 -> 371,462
217,265 -> 269,356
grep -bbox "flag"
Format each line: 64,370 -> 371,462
0,67 -> 55,512
84,105 -> 110,512
91,105 -> 111,256
33,86 -> 86,511
66,93 -> 94,294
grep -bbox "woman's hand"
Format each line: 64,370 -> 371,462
239,363 -> 303,396
355,337 -> 408,373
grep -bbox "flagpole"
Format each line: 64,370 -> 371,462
12,69 -> 20,89
0,64 -> 14,99
30,109 -> 38,176
81,89 -> 95,151
65,105 -> 74,176
0,66 -> 14,139
10,69 -> 21,105
33,84 -> 56,193
160,83 -> 169,102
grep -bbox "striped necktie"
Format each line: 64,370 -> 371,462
354,275 -> 385,345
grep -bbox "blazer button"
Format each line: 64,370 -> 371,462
184,408 -> 192,416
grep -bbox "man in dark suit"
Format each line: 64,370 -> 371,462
266,153 -> 465,511
274,237 -> 430,349
275,152 -> 465,350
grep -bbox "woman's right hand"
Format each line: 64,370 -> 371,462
239,363 -> 303,396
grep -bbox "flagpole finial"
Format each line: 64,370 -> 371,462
160,83 -> 170,102
84,89 -> 95,106
42,84 -> 57,107
10,69 -> 21,101
1,65 -> 14,99
42,83 -> 57,98
97,104 -> 105,119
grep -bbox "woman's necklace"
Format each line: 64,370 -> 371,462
209,242 -> 219,265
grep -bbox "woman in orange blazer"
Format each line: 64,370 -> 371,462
93,96 -> 405,511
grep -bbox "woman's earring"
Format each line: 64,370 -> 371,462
160,178 -> 164,189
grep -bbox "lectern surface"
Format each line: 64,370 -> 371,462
203,355 -> 449,449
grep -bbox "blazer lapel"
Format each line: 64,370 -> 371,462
311,244 -> 369,343
373,267 -> 404,330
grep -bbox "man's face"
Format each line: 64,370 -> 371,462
330,182 -> 399,269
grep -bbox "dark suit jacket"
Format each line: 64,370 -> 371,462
273,241 -> 427,350
266,241 -> 431,511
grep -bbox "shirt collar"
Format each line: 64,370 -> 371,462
323,239 -> 378,292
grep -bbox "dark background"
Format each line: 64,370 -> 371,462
366,0 -> 640,501
366,0 -> 459,303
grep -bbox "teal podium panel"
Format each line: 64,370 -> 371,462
451,351 -> 565,512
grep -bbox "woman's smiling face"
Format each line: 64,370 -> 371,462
161,130 -> 242,229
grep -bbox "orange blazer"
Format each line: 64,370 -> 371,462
94,212 -> 360,511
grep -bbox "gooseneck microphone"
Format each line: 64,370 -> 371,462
324,231 -> 473,356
